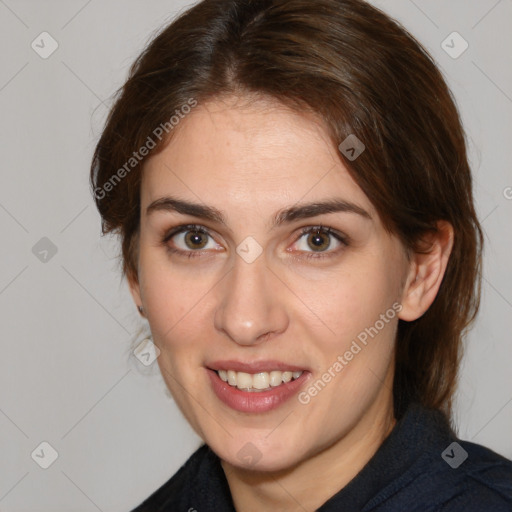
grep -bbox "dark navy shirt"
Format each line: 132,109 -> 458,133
130,403 -> 512,511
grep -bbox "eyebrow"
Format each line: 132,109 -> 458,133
146,196 -> 371,228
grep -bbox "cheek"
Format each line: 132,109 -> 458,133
305,266 -> 399,409
303,257 -> 402,347
137,243 -> 215,334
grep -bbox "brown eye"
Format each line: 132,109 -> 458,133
184,230 -> 209,249
163,224 -> 220,256
291,226 -> 347,259
307,230 -> 331,252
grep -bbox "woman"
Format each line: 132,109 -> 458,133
90,0 -> 512,510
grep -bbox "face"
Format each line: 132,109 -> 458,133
130,95 -> 412,472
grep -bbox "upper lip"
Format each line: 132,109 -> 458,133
207,360 -> 308,373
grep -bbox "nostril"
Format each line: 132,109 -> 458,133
258,331 -> 273,342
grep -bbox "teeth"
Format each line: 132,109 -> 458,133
252,372 -> 269,390
216,369 -> 304,391
269,371 -> 282,387
236,372 -> 253,390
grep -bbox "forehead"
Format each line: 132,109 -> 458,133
141,95 -> 375,216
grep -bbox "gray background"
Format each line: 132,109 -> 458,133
0,1 -> 510,510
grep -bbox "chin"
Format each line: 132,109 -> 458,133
211,432 -> 308,473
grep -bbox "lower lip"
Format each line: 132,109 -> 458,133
207,369 -> 309,413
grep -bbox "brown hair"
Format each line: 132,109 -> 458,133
90,0 -> 483,420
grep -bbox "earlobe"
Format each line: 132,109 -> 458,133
398,221 -> 454,322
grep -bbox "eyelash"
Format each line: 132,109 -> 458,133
161,224 -> 348,260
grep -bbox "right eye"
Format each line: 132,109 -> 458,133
162,224 -> 223,258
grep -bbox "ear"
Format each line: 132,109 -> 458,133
127,271 -> 144,317
398,221 -> 454,322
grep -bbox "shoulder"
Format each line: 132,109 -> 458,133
363,405 -> 512,512
130,444 -> 226,512
433,440 -> 512,511
394,438 -> 512,512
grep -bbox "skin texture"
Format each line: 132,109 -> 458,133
129,95 -> 454,511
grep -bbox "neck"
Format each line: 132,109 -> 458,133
221,385 -> 396,512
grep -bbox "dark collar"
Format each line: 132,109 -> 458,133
318,403 -> 455,510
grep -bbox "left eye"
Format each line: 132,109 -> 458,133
292,227 -> 345,253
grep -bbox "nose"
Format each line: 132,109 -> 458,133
214,252 -> 289,346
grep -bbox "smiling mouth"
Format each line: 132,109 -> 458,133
216,369 -> 304,392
